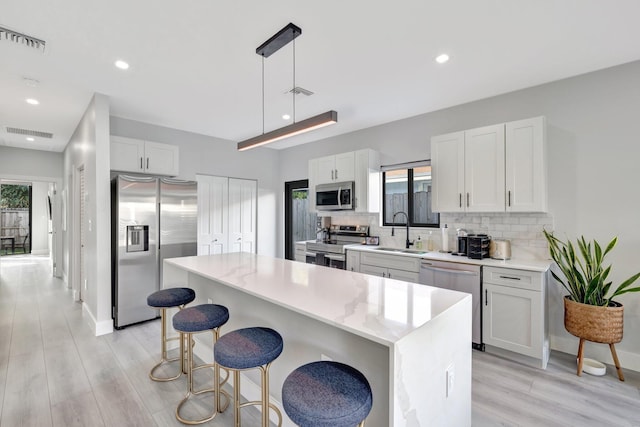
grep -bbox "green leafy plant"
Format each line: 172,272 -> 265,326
543,230 -> 640,306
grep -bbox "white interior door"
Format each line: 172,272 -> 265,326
228,178 -> 257,253
196,175 -> 228,255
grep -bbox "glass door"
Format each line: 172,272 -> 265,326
284,180 -> 317,260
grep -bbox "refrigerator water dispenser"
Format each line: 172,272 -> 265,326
127,225 -> 149,252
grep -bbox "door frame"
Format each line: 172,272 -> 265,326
284,179 -> 310,261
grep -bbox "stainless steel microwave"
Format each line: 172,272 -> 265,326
315,181 -> 354,210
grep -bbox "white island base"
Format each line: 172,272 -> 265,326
163,253 -> 472,427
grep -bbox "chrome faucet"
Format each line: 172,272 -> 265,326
391,211 -> 413,249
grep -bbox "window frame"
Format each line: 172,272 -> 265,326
382,163 -> 439,228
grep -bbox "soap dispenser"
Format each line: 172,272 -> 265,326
416,235 -> 423,250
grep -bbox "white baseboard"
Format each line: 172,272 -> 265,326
31,249 -> 49,255
192,336 -> 292,426
551,334 -> 640,373
82,302 -> 114,336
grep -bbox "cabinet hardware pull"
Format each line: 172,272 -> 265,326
467,192 -> 470,207
237,237 -> 241,241
485,289 -> 488,306
146,158 -> 149,169
331,170 -> 334,180
459,193 -> 462,208
140,157 -> 143,169
499,275 -> 521,280
382,272 -> 386,278
508,190 -> 511,207
335,169 -> 338,180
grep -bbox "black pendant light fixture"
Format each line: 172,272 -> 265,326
238,23 -> 338,151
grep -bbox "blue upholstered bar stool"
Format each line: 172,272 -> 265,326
147,287 -> 196,382
214,327 -> 284,427
282,361 -> 373,427
172,303 -> 230,424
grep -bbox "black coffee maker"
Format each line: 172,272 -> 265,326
455,228 -> 468,256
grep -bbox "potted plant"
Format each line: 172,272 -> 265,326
543,230 -> 640,381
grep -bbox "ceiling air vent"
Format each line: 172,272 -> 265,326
0,25 -> 46,52
6,127 -> 53,139
286,86 -> 314,96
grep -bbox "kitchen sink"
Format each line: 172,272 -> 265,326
373,247 -> 428,255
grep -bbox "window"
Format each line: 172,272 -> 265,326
382,162 -> 439,228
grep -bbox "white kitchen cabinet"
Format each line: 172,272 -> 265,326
346,250 -> 360,272
111,135 -> 179,176
482,266 -> 549,368
359,251 -> 420,282
431,131 -> 465,212
505,116 -> 547,212
431,116 -> 546,213
308,149 -> 380,213
316,152 -> 355,184
465,124 -> 505,211
431,125 -> 504,212
197,175 -> 256,256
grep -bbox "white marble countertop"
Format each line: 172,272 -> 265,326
345,244 -> 552,272
165,253 -> 470,347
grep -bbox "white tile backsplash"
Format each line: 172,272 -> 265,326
328,211 -> 554,261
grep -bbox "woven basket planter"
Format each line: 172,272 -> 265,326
564,296 -> 623,344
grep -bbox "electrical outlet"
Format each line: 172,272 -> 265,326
446,363 -> 455,397
207,298 -> 212,304
321,353 -> 333,361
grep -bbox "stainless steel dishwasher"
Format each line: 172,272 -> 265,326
419,259 -> 483,350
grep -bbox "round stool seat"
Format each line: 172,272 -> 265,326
215,327 -> 283,369
147,287 -> 195,308
282,361 -> 372,427
173,304 -> 229,332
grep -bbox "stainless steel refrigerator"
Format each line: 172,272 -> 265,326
111,175 -> 197,328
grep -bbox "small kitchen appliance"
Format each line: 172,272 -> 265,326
467,234 -> 491,259
315,181 -> 355,211
455,228 -> 469,256
490,239 -> 512,260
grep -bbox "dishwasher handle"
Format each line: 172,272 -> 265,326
420,265 -> 479,276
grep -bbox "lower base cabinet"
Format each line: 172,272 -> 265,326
357,251 -> 420,283
482,266 -> 549,368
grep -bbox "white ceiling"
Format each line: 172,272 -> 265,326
1,1 -> 640,153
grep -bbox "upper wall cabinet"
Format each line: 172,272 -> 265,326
308,149 -> 380,213
316,152 -> 356,184
431,116 -> 546,213
111,135 -> 179,176
505,117 -> 547,212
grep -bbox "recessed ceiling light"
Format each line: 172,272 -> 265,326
26,137 -> 35,142
282,114 -> 291,120
435,54 -> 450,64
26,98 -> 39,105
115,60 -> 130,70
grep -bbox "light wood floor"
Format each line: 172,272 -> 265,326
0,255 -> 639,426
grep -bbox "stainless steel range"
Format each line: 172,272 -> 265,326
306,225 -> 369,269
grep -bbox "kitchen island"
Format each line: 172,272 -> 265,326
163,253 -> 472,427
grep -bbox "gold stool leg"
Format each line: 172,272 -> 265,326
176,329 -> 230,425
231,363 -> 281,427
150,307 -> 183,381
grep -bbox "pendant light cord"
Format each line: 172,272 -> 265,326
292,35 -> 296,123
262,55 -> 265,134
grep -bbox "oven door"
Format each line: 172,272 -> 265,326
326,253 -> 346,269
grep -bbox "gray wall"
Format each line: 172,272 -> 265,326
0,146 -> 63,179
277,60 -> 640,369
63,93 -> 112,335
